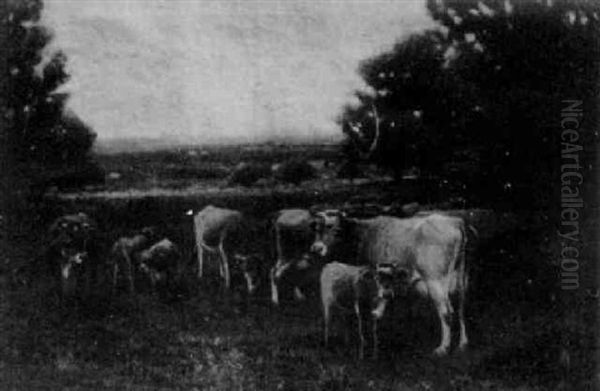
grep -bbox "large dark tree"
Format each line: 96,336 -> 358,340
1,0 -> 98,206
339,1 -> 599,385
340,0 -> 599,209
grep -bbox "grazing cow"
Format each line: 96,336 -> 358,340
192,205 -> 243,288
311,211 -> 469,356
191,205 -> 266,292
320,262 -> 378,359
136,238 -> 181,290
46,213 -> 99,298
270,208 -> 320,305
109,227 -> 157,295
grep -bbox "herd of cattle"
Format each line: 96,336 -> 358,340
41,204 -> 472,359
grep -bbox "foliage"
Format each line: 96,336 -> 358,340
340,0 -> 600,208
228,162 -> 272,187
1,0 -> 98,202
274,159 -> 316,185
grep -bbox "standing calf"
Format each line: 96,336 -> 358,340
320,261 -> 378,359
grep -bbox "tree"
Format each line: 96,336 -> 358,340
1,0 -> 98,206
340,0 -> 599,208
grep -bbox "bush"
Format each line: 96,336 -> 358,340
228,162 -> 271,187
274,159 -> 316,185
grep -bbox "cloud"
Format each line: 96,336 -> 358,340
43,0 -> 434,145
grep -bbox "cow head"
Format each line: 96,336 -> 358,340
59,246 -> 89,296
309,209 -> 346,258
372,264 -> 411,320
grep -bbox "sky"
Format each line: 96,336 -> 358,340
43,0 -> 434,145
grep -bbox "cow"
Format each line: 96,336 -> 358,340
109,227 -> 157,295
310,211 -> 469,356
191,205 -> 267,293
269,208 -> 320,305
320,261 -> 378,359
136,238 -> 181,291
192,205 -> 242,288
46,213 -> 99,298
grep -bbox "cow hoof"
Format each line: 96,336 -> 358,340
432,347 -> 448,357
457,341 -> 468,353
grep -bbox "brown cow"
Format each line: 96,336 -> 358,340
311,211 -> 469,356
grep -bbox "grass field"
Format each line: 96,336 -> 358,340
1,146 -> 596,390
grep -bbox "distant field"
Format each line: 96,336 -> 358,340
92,143 -> 346,192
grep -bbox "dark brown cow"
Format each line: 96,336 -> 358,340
311,211 -> 469,356
46,213 -> 99,298
269,208 -> 318,305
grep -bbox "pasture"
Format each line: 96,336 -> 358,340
0,145 -> 594,390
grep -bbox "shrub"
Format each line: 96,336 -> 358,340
274,159 -> 316,185
228,162 -> 271,187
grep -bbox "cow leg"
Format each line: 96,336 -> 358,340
372,317 -> 378,360
323,307 -> 330,348
218,242 -> 230,290
196,243 -> 204,279
457,285 -> 468,351
123,252 -> 135,295
112,263 -> 119,296
430,282 -> 453,356
355,301 -> 364,360
270,267 -> 279,305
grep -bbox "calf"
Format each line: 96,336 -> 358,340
320,261 -> 378,359
109,227 -> 156,295
137,238 -> 181,291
